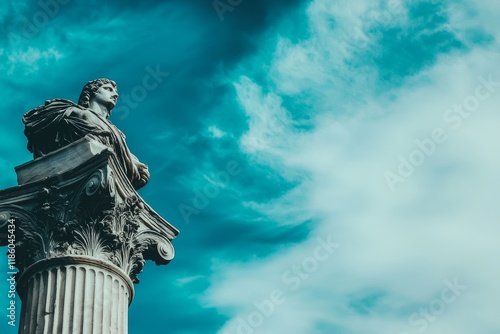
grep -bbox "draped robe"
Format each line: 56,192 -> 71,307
23,99 -> 147,189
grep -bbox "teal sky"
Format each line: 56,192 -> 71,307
1,1 -> 500,333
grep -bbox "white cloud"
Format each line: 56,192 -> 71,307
175,275 -> 204,287
205,1 -> 500,333
6,46 -> 63,75
208,125 -> 226,138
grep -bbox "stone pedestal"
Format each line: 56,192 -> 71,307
0,137 -> 179,334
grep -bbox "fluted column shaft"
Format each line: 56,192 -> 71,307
17,256 -> 134,334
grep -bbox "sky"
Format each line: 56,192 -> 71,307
1,0 -> 500,333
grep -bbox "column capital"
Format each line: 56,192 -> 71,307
0,137 -> 179,284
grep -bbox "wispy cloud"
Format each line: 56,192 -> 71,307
204,1 -> 500,333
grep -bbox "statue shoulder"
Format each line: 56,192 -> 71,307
23,99 -> 81,124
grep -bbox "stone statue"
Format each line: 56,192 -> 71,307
22,78 -> 150,189
0,77 -> 178,334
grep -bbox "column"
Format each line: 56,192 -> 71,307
17,256 -> 133,334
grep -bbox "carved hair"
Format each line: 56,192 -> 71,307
78,78 -> 118,108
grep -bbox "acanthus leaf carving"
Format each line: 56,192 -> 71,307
15,187 -> 71,271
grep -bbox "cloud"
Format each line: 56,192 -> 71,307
203,1 -> 500,333
5,46 -> 63,74
208,125 -> 227,139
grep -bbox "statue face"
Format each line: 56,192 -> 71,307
92,83 -> 118,109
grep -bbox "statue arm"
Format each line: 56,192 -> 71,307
114,127 -> 150,189
131,153 -> 150,189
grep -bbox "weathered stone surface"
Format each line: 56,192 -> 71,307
18,256 -> 133,334
15,138 -> 110,185
0,137 -> 178,282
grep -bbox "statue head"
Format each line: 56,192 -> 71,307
78,78 -> 118,110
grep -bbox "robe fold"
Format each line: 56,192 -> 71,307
23,99 -> 145,189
